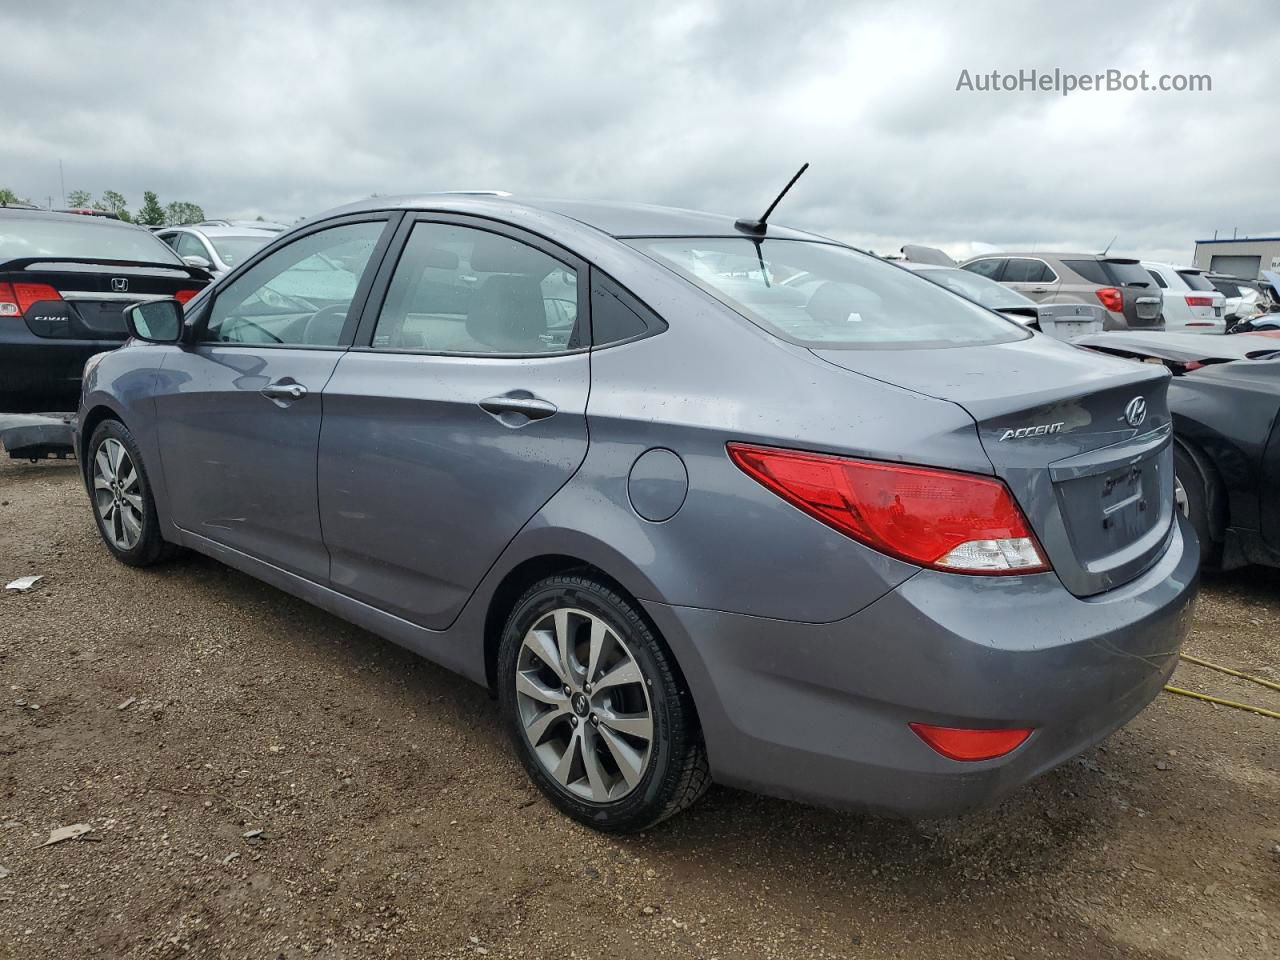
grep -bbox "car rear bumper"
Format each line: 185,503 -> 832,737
642,514 -> 1198,817
0,322 -> 116,413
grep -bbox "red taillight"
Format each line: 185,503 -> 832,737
0,282 -> 61,316
1095,286 -> 1124,313
1185,296 -> 1214,308
727,443 -> 1049,574
909,723 -> 1033,762
173,288 -> 200,305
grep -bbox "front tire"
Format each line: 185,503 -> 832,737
497,573 -> 709,833
86,419 -> 176,567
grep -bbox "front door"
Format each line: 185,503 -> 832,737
317,217 -> 591,629
156,217 -> 393,580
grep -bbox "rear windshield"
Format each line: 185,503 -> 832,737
627,238 -> 1027,349
1177,270 -> 1216,292
1102,260 -> 1154,287
0,216 -> 183,264
209,235 -> 272,267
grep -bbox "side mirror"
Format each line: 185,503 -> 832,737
124,299 -> 183,343
182,255 -> 212,269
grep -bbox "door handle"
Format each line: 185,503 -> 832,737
261,380 -> 308,401
1029,287 -> 1049,294
479,393 -> 558,423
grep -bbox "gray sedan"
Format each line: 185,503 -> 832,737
76,194 -> 1198,832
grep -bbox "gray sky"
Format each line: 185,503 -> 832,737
1,0 -> 1273,263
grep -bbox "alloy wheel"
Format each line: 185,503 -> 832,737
93,437 -> 144,551
514,607 -> 654,803
1174,474 -> 1190,518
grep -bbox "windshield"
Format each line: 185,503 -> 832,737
910,266 -> 1036,309
209,235 -> 272,267
0,216 -> 184,264
627,238 -> 1027,349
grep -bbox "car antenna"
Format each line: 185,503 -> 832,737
735,163 -> 809,236
1101,235 -> 1117,256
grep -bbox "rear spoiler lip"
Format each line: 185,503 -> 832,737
0,256 -> 212,283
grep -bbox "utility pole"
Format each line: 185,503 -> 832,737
58,159 -> 65,207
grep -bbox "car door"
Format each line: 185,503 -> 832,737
317,215 -> 591,629
155,215 -> 396,580
1002,258 -> 1060,302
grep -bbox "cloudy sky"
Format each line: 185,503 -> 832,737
2,1 -> 1274,263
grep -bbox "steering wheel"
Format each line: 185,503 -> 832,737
301,303 -> 351,345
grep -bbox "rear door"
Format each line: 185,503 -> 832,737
1001,257 -> 1060,302
155,215 -> 396,580
317,215 -> 591,629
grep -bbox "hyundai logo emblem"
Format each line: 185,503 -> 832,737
1124,396 -> 1147,428
111,278 -> 129,292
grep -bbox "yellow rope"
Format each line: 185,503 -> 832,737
1179,652 -> 1280,693
1163,684 -> 1280,720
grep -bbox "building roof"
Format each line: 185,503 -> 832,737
1195,236 -> 1280,245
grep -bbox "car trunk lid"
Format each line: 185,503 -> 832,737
0,258 -> 208,341
812,337 -> 1175,597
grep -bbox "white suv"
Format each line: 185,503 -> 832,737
1141,262 -> 1226,334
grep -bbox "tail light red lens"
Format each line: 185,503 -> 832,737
727,443 -> 1049,574
909,723 -> 1032,761
1185,295 -> 1214,308
173,289 -> 200,305
1095,286 -> 1124,313
0,282 -> 62,316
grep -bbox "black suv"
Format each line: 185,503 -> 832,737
0,209 -> 210,412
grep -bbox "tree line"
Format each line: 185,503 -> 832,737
0,187 -> 206,226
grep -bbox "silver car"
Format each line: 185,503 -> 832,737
76,194 -> 1198,832
156,225 -> 278,278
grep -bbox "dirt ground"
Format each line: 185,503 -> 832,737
0,456 -> 1276,960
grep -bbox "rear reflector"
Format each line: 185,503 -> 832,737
909,723 -> 1032,761
174,289 -> 200,305
1185,296 -> 1214,308
0,282 -> 61,316
727,443 -> 1049,574
1095,286 -> 1124,313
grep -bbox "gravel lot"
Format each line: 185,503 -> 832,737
1,455 -> 1277,959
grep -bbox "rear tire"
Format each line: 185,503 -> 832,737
497,573 -> 709,833
1173,443 -> 1222,567
86,420 -> 177,567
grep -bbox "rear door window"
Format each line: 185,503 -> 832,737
175,233 -> 208,261
370,221 -> 583,354
1145,267 -> 1168,289
1002,259 -> 1052,283
962,258 -> 1006,280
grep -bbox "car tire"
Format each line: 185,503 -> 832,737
1173,443 -> 1223,568
86,419 -> 177,567
497,573 -> 710,833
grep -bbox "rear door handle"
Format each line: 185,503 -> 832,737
479,393 -> 558,423
261,379 -> 308,401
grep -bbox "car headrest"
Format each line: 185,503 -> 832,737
469,233 -> 553,275
466,274 -> 547,352
303,307 -> 348,346
806,281 -> 878,325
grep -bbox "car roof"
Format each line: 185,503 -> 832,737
972,251 -> 1103,260
0,207 -> 147,229
319,193 -> 830,242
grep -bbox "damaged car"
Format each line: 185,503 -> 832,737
1076,331 -> 1280,570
